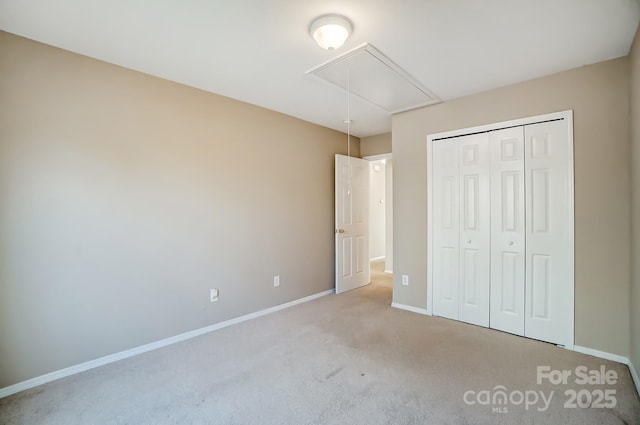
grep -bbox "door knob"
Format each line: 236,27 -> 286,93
508,241 -> 514,246
336,229 -> 346,234
467,240 -> 472,244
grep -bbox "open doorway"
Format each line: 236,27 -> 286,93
333,152 -> 392,295
365,154 -> 393,278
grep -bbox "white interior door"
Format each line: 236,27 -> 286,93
432,139 -> 460,320
490,127 -> 526,335
524,120 -> 573,346
335,154 -> 370,294
458,134 -> 491,327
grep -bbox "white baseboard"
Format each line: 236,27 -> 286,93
369,256 -> 385,262
629,360 -> 640,397
573,345 -> 640,397
384,269 -> 393,274
572,345 -> 629,365
391,302 -> 429,315
0,289 -> 334,399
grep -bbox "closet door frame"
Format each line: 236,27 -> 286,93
426,110 -> 574,349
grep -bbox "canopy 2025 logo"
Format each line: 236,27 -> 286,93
463,365 -> 618,414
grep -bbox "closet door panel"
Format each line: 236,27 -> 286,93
432,139 -> 460,320
458,134 -> 491,327
524,120 -> 572,346
490,127 -> 526,335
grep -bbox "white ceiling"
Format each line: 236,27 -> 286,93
1,0 -> 639,137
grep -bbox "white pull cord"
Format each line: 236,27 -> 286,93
347,68 -> 352,195
347,67 -> 351,159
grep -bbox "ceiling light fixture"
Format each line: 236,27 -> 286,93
309,14 -> 352,50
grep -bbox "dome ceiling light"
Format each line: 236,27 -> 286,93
309,14 -> 353,50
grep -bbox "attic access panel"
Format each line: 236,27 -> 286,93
307,43 -> 440,113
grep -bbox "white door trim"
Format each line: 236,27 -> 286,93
426,110 -> 574,348
363,153 -> 392,161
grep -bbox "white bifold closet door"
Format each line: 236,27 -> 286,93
432,133 -> 490,327
523,120 -> 572,346
489,127 -> 526,335
432,139 -> 460,321
431,118 -> 572,346
458,134 -> 491,326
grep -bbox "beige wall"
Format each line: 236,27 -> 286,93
392,57 -> 631,357
0,32 -> 359,388
361,133 -> 392,157
630,25 -> 640,376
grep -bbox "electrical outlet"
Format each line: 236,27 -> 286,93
402,275 -> 409,286
210,288 -> 219,302
274,275 -> 280,287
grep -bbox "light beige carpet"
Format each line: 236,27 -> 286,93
1,261 -> 639,424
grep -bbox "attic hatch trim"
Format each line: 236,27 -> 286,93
306,42 -> 441,114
